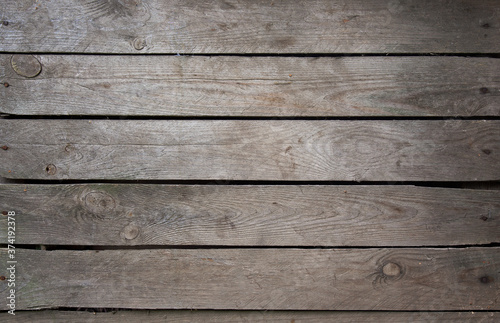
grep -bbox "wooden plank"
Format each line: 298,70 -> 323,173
1,120 -> 499,181
0,310 -> 497,323
0,184 -> 498,246
1,55 -> 498,116
0,0 -> 498,54
0,248 -> 498,310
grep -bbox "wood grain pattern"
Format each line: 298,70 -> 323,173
2,0 -> 499,318
1,55 -> 498,116
1,120 -> 499,181
0,0 -> 498,54
0,184 -> 498,246
0,248 -> 498,310
0,310 -> 496,322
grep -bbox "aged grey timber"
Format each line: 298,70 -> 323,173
1,120 -> 499,181
0,0 -> 498,53
0,248 -> 498,310
0,184 -> 498,246
1,55 -> 498,116
0,310 -> 496,322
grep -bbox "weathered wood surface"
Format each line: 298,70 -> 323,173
1,120 -> 499,181
0,184 -> 498,246
1,310 -> 497,323
0,248 -> 498,310
1,55 -> 498,116
0,0 -> 498,54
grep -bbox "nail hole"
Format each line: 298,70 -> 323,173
0,276 -> 6,281
3,82 -> 9,88
479,87 -> 489,94
2,21 -> 8,26
480,215 -> 488,221
479,276 -> 493,284
1,211 -> 8,216
1,145 -> 8,150
482,23 -> 490,29
482,149 -> 491,155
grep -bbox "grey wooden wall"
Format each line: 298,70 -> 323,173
0,0 -> 499,321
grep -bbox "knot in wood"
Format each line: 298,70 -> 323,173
122,223 -> 140,240
133,37 -> 147,50
45,164 -> 57,175
11,54 -> 42,78
382,262 -> 402,277
84,191 -> 116,218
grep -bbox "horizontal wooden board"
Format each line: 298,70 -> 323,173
0,310 -> 497,323
0,248 -> 498,310
1,120 -> 499,181
0,0 -> 498,53
0,184 -> 498,246
1,55 -> 499,116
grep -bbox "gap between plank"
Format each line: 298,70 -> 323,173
2,116 -> 500,121
26,308 -> 500,313
1,178 -> 499,190
2,244 -> 499,251
0,52 -> 499,57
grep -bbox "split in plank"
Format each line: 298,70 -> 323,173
0,184 -> 498,246
1,120 -> 499,181
0,0 -> 498,53
0,310 -> 496,323
1,55 -> 498,116
0,248 -> 498,310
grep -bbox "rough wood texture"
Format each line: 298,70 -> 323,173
0,248 -> 498,310
1,55 -> 498,116
0,310 -> 497,322
0,0 -> 498,53
1,120 -> 499,181
0,184 -> 498,246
